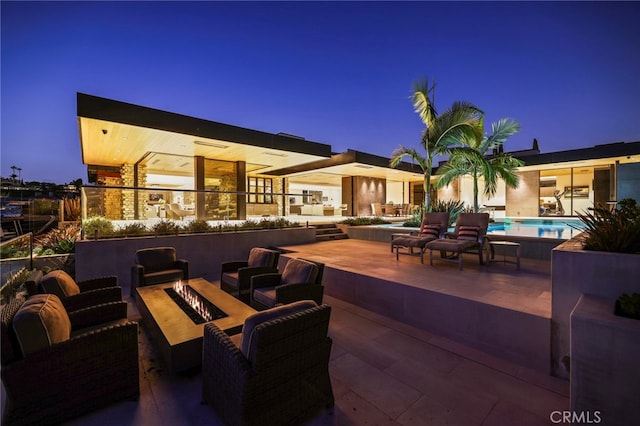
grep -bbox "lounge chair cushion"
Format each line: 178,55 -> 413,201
420,225 -> 441,238
247,248 -> 277,268
40,270 -> 80,298
240,300 -> 317,359
457,226 -> 480,241
393,235 -> 435,248
281,258 -> 318,285
13,294 -> 71,356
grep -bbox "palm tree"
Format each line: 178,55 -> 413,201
390,79 -> 483,211
435,118 -> 524,212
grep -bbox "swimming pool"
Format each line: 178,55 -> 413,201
487,218 -> 584,240
377,218 -> 585,240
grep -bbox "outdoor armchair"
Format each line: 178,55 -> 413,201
220,247 -> 280,304
26,269 -> 122,312
1,294 -> 139,426
249,258 -> 324,310
391,212 -> 449,263
131,246 -> 189,296
425,212 -> 490,270
202,300 -> 334,426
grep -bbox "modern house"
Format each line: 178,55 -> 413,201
77,93 -> 640,222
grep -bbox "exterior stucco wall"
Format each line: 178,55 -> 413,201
506,170 -> 539,217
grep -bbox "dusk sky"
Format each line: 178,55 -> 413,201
2,1 -> 639,184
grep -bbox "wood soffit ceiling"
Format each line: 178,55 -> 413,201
79,117 -> 425,183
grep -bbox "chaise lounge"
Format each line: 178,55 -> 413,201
425,212 -> 490,270
391,212 -> 449,263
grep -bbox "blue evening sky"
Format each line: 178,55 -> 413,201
2,1 -> 639,183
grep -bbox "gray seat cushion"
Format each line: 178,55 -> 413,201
40,270 -> 80,298
252,287 -> 277,309
13,294 -> 71,356
240,300 -> 317,359
247,248 -> 277,268
281,259 -> 318,285
221,271 -> 240,290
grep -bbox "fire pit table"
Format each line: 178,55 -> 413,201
136,278 -> 256,373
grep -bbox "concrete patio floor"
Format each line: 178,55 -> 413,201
58,291 -> 568,425
3,238 -> 569,425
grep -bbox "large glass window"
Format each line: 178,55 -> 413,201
248,177 -> 273,204
538,166 -> 612,216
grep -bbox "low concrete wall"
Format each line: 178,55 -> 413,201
346,225 -> 563,260
551,237 -> 640,379
571,295 -> 640,424
75,228 -> 316,294
322,264 -> 550,372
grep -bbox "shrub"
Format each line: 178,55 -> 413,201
616,293 -> 640,320
0,268 -> 31,304
182,220 -> 213,234
82,216 -> 114,239
339,217 -> 391,226
152,220 -> 181,236
62,197 -> 81,221
403,200 -> 466,227
114,222 -> 150,237
34,224 -> 81,254
576,198 -> 640,254
32,198 -> 58,215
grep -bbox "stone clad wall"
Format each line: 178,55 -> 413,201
121,164 -> 135,220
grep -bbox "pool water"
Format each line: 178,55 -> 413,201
488,219 -> 584,240
377,218 -> 585,240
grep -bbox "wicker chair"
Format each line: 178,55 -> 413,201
1,294 -> 139,426
202,301 -> 334,426
425,212 -> 490,270
391,212 -> 449,263
249,258 -> 324,310
220,248 -> 280,304
26,269 -> 122,312
131,247 -> 189,296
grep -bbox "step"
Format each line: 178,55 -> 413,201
315,233 -> 349,242
315,228 -> 344,235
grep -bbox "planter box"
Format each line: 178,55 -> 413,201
75,228 -> 315,293
571,295 -> 640,425
551,236 -> 640,378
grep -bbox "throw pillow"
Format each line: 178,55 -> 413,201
457,226 -> 480,241
420,224 -> 441,238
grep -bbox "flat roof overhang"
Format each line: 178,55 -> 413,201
269,149 -> 425,185
77,93 -> 333,175
515,141 -> 640,172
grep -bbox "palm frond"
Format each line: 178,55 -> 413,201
482,118 -> 520,153
411,79 -> 437,126
390,146 -> 427,171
